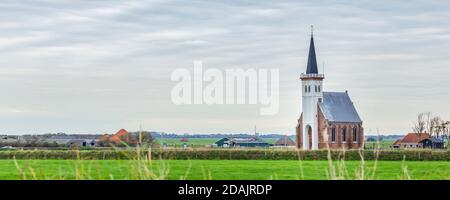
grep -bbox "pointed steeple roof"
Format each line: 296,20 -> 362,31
306,29 -> 318,74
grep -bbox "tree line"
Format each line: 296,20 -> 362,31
412,112 -> 450,139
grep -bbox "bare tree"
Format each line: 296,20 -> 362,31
413,112 -> 446,138
439,121 -> 450,144
430,116 -> 442,137
435,118 -> 446,138
444,121 -> 450,137
423,112 -> 433,135
412,112 -> 426,134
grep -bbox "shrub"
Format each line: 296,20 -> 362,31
0,149 -> 448,161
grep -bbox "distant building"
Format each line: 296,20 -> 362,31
391,133 -> 444,149
40,134 -> 99,147
274,135 -> 296,147
99,129 -> 153,146
66,139 -> 96,147
419,137 -> 445,149
215,137 -> 270,148
0,135 -> 20,144
100,129 -> 132,145
296,29 -> 363,150
110,129 -> 130,143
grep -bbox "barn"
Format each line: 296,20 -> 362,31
419,137 -> 445,149
215,137 -> 270,148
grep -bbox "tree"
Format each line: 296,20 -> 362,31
412,112 -> 426,134
413,112 -> 450,148
444,121 -> 450,137
430,116 -> 442,137
25,135 -> 40,147
423,112 -> 433,135
416,112 -> 443,137
135,131 -> 155,147
412,112 -> 449,138
442,121 -> 450,147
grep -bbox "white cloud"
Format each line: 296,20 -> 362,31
0,0 -> 449,134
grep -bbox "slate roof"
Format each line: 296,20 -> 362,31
231,137 -> 268,144
420,136 -> 444,143
216,137 -> 269,144
319,92 -> 362,123
306,34 -> 318,74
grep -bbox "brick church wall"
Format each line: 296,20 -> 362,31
317,106 -> 328,149
296,108 -> 364,150
325,122 -> 363,149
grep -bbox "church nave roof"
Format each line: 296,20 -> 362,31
319,92 -> 362,123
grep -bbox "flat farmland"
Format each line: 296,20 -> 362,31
155,138 -> 280,147
1,160 -> 448,180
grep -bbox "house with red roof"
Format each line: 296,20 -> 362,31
391,133 -> 429,149
99,129 -> 135,145
110,129 -> 130,143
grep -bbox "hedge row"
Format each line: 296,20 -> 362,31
0,149 -> 449,161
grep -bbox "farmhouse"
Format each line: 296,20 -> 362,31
100,129 -> 134,144
296,29 -> 364,150
215,137 -> 270,148
392,133 -> 445,149
99,129 -> 154,146
392,133 -> 428,149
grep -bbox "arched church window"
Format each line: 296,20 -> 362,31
318,85 -> 321,92
305,86 -> 308,93
315,85 -> 318,92
331,128 -> 336,142
353,128 -> 357,142
342,128 -> 347,142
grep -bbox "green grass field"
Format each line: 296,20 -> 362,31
155,138 -> 280,147
156,138 -> 220,147
2,160 -> 448,180
364,140 -> 396,149
155,138 -> 403,150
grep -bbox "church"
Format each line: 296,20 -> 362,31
296,30 -> 364,150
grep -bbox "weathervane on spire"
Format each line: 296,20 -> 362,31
311,25 -> 314,36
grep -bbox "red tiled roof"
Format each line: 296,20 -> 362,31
398,133 -> 429,143
110,129 -> 129,143
392,139 -> 401,146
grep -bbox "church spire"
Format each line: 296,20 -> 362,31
306,25 -> 318,74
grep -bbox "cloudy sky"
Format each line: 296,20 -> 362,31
1,0 -> 450,135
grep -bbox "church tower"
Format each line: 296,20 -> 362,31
300,27 -> 324,150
